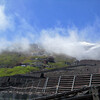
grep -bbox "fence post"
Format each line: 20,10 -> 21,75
89,74 -> 93,87
43,77 -> 49,93
71,75 -> 76,91
56,76 -> 61,94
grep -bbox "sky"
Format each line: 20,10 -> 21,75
0,0 -> 100,59
0,0 -> 100,41
6,0 -> 100,29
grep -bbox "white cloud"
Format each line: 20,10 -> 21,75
8,38 -> 31,52
40,24 -> 100,60
0,5 -> 11,31
0,3 -> 100,61
0,4 -> 36,53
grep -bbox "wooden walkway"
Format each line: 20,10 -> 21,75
34,86 -> 100,100
1,73 -> 100,95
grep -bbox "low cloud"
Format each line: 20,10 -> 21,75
0,4 -> 35,53
40,25 -> 100,60
0,5 -> 11,31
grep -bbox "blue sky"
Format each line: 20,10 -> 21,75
6,0 -> 100,29
0,0 -> 100,59
0,0 -> 100,43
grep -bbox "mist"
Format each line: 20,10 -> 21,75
1,4 -> 100,60
0,4 -> 35,53
40,26 -> 100,60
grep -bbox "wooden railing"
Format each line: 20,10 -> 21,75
1,73 -> 100,95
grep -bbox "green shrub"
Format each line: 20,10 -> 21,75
45,67 -> 55,70
0,52 -> 26,68
0,66 -> 39,77
48,62 -> 68,68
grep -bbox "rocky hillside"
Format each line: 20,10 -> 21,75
0,44 -> 76,77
